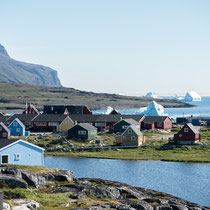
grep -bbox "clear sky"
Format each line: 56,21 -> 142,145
1,0 -> 210,95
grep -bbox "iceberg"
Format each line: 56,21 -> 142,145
106,106 -> 114,114
144,92 -> 158,99
145,101 -> 165,116
184,91 -> 201,102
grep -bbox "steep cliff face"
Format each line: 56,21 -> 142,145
0,44 -> 62,87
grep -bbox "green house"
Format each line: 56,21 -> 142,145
68,123 -> 97,141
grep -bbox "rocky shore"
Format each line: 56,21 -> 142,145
0,166 -> 209,210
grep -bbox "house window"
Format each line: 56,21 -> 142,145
131,136 -> 135,141
35,122 -> 47,126
16,128 -> 20,132
15,153 -> 21,160
66,120 -> 69,124
122,125 -> 128,129
48,122 -> 58,126
78,130 -> 86,135
128,130 -> 132,134
0,127 -> 2,131
123,136 -> 126,140
1,155 -> 9,164
179,134 -> 182,137
14,122 -> 17,126
2,133 -> 7,137
184,128 -> 189,133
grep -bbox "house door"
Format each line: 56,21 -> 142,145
1,155 -> 9,164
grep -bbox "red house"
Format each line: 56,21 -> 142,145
0,122 -> 10,139
174,123 -> 201,145
22,103 -> 39,115
141,116 -> 172,130
31,114 -> 67,132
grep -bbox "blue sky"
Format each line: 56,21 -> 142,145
1,0 -> 210,95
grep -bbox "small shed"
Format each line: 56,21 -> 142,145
68,123 -> 97,141
174,123 -> 201,145
0,139 -> 44,166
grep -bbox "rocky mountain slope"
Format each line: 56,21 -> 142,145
0,44 -> 61,87
0,165 -> 209,209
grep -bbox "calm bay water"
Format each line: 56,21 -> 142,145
94,97 -> 210,119
45,157 -> 210,206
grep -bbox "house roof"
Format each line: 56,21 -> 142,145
122,115 -> 145,122
186,123 -> 199,134
32,114 -> 67,122
186,117 -> 210,120
123,118 -> 139,125
7,114 -> 38,123
9,118 -> 25,128
0,115 -> 10,123
0,122 -> 10,133
78,123 -> 97,131
143,116 -> 170,123
123,125 -> 143,136
69,114 -> 99,123
0,139 -> 45,151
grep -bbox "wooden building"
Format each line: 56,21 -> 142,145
31,114 -> 67,132
68,123 -> 97,141
43,105 -> 92,115
0,122 -> 10,139
115,125 -> 145,147
113,118 -> 140,133
174,123 -> 201,145
141,116 -> 172,130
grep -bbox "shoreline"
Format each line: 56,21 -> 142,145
45,151 -> 210,164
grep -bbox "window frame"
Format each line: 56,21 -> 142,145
1,154 -> 9,164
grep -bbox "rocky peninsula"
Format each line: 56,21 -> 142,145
0,165 -> 209,210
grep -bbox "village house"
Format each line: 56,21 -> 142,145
7,114 -> 38,130
174,123 -> 201,145
57,115 -> 74,133
8,118 -> 29,136
115,125 -> 145,147
22,103 -> 40,115
44,105 -> 92,115
141,116 -> 172,130
113,118 -> 140,133
68,123 -> 97,141
0,122 -> 10,139
31,114 -> 67,132
0,139 -> 44,166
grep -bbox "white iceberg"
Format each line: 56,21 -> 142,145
138,101 -> 165,116
106,106 -> 114,114
145,101 -> 165,116
144,92 -> 158,99
184,91 -> 201,102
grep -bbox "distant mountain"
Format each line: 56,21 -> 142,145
0,44 -> 62,87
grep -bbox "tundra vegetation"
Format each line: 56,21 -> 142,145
12,127 -> 210,163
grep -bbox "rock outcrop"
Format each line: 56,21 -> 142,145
0,43 -> 62,87
0,166 -> 209,210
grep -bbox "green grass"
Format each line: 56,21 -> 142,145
0,164 -> 60,174
46,146 -> 210,163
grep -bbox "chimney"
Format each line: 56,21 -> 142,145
75,121 -> 77,125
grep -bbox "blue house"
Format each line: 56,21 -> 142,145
8,118 -> 29,136
0,139 -> 44,166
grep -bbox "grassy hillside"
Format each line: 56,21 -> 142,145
0,82 -> 191,112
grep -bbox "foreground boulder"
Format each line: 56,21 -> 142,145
0,167 -> 77,188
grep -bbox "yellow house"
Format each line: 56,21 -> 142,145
57,116 -> 74,132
